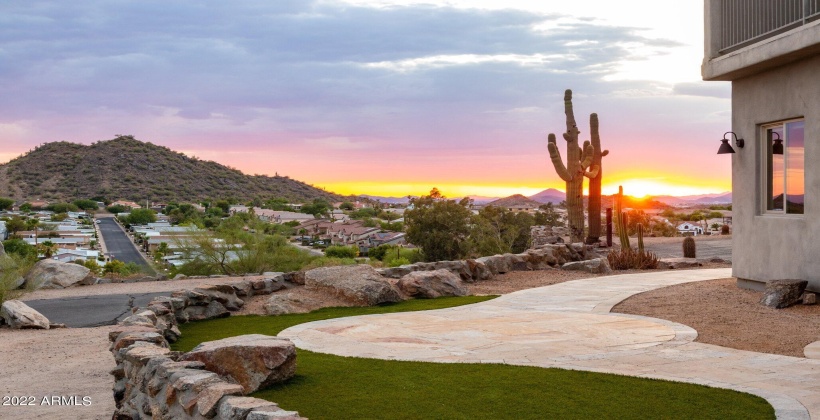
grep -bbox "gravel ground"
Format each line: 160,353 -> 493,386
0,325 -> 117,419
613,278 -> 820,357
641,235 -> 732,260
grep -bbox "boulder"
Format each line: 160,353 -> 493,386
218,396 -> 305,420
397,269 -> 468,298
561,258 -> 612,274
111,330 -> 168,352
232,280 -> 254,297
504,253 -> 530,271
173,273 -> 188,280
802,292 -> 817,305
24,259 -> 95,289
181,301 -> 230,323
179,334 -> 297,394
8,275 -> 25,290
264,293 -> 324,316
0,300 -> 50,329
172,289 -> 213,306
376,265 -> 415,279
304,265 -> 402,306
761,279 -> 808,309
475,255 -> 510,275
194,285 -> 244,311
249,278 -> 287,296
431,260 -> 473,281
658,258 -> 702,269
196,382 -> 245,417
465,259 -> 492,281
282,271 -> 305,285
120,312 -> 157,329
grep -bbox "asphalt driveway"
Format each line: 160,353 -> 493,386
96,217 -> 154,273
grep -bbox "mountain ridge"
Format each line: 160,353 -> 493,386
0,137 -> 345,203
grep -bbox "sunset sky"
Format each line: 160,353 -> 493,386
0,1 -> 732,199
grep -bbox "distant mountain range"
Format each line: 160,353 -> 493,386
361,189 -> 732,207
651,192 -> 733,205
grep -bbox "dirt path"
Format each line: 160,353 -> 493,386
0,326 -> 117,419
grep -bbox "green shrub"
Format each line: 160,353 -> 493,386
368,244 -> 391,261
0,254 -> 34,305
2,239 -> 37,261
382,247 -> 422,267
103,260 -> 143,277
387,257 -> 410,267
324,245 -> 358,259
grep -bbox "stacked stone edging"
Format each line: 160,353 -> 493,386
110,272 -> 305,419
377,243 -> 593,280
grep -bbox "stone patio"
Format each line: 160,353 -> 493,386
281,268 -> 819,420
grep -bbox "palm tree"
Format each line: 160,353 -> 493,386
37,240 -> 57,258
26,218 -> 40,245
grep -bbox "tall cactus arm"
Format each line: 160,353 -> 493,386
581,140 -> 592,163
564,89 -> 580,138
580,141 -> 594,169
548,133 -> 571,182
584,164 -> 600,178
602,150 -> 609,157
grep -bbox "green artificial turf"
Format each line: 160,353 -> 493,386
174,296 -> 775,420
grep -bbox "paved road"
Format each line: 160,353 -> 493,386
25,293 -> 167,327
96,217 -> 154,273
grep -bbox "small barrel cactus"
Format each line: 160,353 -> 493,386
682,236 -> 696,258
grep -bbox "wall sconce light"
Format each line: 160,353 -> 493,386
717,132 -> 744,154
771,132 -> 784,155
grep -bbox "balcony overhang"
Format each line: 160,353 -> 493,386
702,19 -> 820,81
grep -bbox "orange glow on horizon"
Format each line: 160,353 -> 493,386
318,177 -> 730,199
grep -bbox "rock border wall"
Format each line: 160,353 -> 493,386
110,274 -> 306,420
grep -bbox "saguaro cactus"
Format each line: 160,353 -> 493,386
584,113 -> 609,244
637,223 -> 645,253
548,90 -> 593,243
614,186 -> 631,249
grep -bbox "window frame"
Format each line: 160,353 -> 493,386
760,118 -> 805,216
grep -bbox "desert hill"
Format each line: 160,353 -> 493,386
0,136 -> 344,203
486,194 -> 544,209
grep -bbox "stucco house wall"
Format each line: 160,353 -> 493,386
703,0 -> 820,292
730,55 -> 820,292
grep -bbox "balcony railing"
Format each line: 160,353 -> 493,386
719,0 -> 820,53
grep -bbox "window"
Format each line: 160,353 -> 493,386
763,119 -> 804,215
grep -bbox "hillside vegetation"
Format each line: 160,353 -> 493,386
0,136 -> 344,203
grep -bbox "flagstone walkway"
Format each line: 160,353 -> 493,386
280,268 -> 819,419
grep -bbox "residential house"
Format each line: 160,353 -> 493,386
111,200 -> 142,209
230,206 -> 315,224
703,0 -> 820,291
358,232 -> 407,253
676,222 -> 704,236
52,248 -> 100,263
